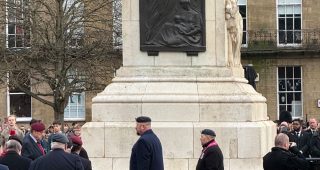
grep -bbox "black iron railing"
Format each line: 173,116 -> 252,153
307,158 -> 320,170
242,29 -> 320,52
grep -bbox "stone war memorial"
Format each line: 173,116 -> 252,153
82,0 -> 276,169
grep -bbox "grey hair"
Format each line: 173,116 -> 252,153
275,133 -> 289,147
5,140 -> 22,152
51,142 -> 66,150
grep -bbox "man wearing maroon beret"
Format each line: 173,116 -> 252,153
70,136 -> 92,170
21,122 -> 46,160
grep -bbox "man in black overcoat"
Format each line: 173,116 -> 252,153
0,139 -> 31,170
70,135 -> 92,170
130,116 -> 164,170
263,133 -> 309,170
196,129 -> 224,170
29,133 -> 84,170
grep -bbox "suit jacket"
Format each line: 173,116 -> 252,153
263,147 -> 309,170
130,129 -> 164,170
0,164 -> 8,170
29,148 -> 84,170
0,150 -> 32,170
288,130 -> 310,157
21,134 -> 44,160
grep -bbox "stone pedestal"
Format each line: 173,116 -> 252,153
81,0 -> 276,169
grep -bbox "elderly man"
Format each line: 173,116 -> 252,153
0,139 -> 32,170
21,122 -> 46,160
0,115 -> 24,147
196,129 -> 224,170
263,133 -> 309,170
29,133 -> 84,170
130,116 -> 164,170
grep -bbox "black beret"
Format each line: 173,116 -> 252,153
135,116 -> 151,123
201,129 -> 216,137
51,133 -> 69,144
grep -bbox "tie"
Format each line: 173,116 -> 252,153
37,142 -> 45,155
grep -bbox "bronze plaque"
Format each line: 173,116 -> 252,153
139,0 -> 206,55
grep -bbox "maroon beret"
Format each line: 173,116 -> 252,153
70,136 -> 83,146
31,122 -> 45,132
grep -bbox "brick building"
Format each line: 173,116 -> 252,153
240,0 -> 320,121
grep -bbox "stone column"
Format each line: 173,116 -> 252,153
82,0 -> 276,170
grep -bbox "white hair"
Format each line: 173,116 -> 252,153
51,142 -> 66,150
5,140 -> 22,153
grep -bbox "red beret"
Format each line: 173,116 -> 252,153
70,136 -> 82,146
31,122 -> 45,132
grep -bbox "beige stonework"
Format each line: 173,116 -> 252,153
82,0 -> 276,169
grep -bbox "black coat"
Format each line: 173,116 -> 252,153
287,130 -> 310,157
21,134 -> 44,160
263,147 -> 309,170
196,140 -> 224,170
0,164 -> 8,170
72,153 -> 92,170
0,151 -> 32,170
28,148 -> 84,170
130,129 -> 164,170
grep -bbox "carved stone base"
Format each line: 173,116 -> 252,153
82,66 -> 276,170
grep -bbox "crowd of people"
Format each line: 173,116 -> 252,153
263,110 -> 320,170
0,115 -> 91,170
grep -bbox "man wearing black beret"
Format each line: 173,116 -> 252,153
196,129 -> 224,170
29,133 -> 84,170
130,116 -> 164,170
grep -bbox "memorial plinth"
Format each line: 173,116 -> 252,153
82,0 -> 276,170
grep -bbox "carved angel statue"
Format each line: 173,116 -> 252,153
225,0 -> 243,67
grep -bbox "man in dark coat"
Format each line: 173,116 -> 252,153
70,135 -> 92,170
29,133 -> 84,170
196,129 -> 224,170
21,122 -> 46,160
0,139 -> 32,170
130,116 -> 164,170
263,133 -> 309,170
287,118 -> 310,157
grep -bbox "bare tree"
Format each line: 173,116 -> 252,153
0,0 -> 122,123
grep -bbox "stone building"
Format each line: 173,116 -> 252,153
0,0 -> 122,126
240,0 -> 320,121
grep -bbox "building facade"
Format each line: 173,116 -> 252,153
240,0 -> 320,121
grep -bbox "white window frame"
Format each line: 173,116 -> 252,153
6,72 -> 32,122
64,92 -> 85,121
6,0 -> 30,48
276,0 -> 302,47
237,0 -> 247,47
277,66 -> 303,119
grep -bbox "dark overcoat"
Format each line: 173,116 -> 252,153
72,153 -> 92,170
263,147 -> 309,170
196,140 -> 224,170
21,134 -> 44,160
130,129 -> 164,170
0,150 -> 32,170
0,164 -> 8,170
28,148 -> 84,170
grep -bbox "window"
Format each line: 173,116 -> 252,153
113,0 -> 122,49
237,0 -> 247,45
64,92 -> 85,121
277,66 -> 302,118
277,0 -> 302,45
6,0 -> 30,48
64,0 -> 84,47
7,72 -> 32,121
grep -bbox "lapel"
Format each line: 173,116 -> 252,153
28,134 -> 42,155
